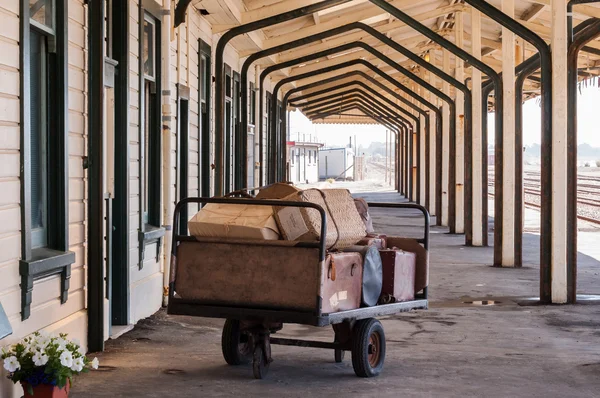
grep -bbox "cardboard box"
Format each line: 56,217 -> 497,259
188,203 -> 280,240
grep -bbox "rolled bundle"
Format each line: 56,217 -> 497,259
342,245 -> 383,307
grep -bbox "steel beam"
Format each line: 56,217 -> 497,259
273,58 -> 448,206
302,95 -> 410,130
311,104 -> 403,136
260,40 -> 454,189
299,91 -> 414,130
283,70 -> 437,202
210,0 -> 350,195
289,80 -> 422,198
238,20 -> 471,217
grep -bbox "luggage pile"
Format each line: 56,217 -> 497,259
186,183 -> 427,313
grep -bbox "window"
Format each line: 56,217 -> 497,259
29,0 -> 54,33
30,29 -> 49,249
249,82 -> 256,126
233,71 -> 241,190
19,0 -> 74,321
247,82 -> 256,189
138,12 -> 164,269
290,149 -> 294,165
224,64 -> 233,192
143,16 -> 155,80
308,149 -> 312,164
104,0 -> 113,58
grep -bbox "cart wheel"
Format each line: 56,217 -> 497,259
221,319 -> 251,365
252,345 -> 270,379
351,318 -> 386,377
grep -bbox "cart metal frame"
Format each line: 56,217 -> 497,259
167,197 -> 430,378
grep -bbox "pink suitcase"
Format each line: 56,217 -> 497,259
321,252 -> 363,313
378,249 -> 416,303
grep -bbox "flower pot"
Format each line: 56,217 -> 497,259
21,382 -> 70,398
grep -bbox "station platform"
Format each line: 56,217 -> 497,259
70,190 -> 600,398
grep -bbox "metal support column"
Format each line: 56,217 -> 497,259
551,0 -> 569,303
455,12 -> 465,234
501,0 -> 516,267
471,8 -> 484,246
441,50 -> 451,228
87,0 -> 105,353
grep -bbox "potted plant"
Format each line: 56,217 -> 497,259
2,331 -> 99,397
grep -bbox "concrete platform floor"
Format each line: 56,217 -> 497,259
71,190 -> 600,398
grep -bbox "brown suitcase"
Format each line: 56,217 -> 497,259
378,249 -> 416,303
357,233 -> 387,249
321,252 -> 363,313
385,237 -> 428,295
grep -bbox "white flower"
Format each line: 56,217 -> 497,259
32,352 -> 49,367
56,339 -> 67,352
70,357 -> 84,372
91,357 -> 99,370
36,336 -> 51,349
3,356 -> 20,373
59,351 -> 73,368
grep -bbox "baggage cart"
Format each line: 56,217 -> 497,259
167,197 -> 429,379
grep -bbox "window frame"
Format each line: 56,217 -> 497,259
137,9 -> 164,270
19,0 -> 74,321
198,39 -> 211,198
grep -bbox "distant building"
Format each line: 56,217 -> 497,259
319,147 -> 355,181
287,140 -> 324,184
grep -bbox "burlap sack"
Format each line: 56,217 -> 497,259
256,182 -> 301,199
275,189 -> 366,250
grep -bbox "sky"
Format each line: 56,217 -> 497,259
290,84 -> 600,148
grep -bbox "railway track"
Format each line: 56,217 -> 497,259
488,170 -> 600,225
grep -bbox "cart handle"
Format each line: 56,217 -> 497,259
366,202 -> 430,251
171,197 -> 328,260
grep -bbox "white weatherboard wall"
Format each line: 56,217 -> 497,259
128,0 -> 163,325
0,1 -> 88,397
